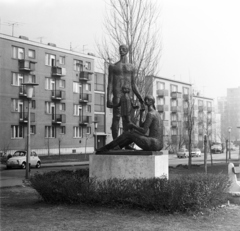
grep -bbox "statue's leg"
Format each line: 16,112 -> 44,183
112,115 -> 120,139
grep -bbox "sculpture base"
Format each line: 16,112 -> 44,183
89,150 -> 168,181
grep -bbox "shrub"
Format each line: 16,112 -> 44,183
30,170 -> 230,213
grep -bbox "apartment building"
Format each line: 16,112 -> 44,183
0,33 -> 111,155
146,76 -> 214,150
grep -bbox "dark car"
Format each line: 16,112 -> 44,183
211,145 -> 223,154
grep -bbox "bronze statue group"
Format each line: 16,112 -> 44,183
97,45 -> 163,152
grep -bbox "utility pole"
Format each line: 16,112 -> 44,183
204,134 -> 207,174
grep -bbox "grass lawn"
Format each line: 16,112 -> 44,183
1,164 -> 240,231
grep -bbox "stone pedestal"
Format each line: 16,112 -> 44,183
89,150 -> 168,181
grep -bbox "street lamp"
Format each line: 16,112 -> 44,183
94,121 -> 98,151
21,82 -> 39,180
228,127 -> 231,159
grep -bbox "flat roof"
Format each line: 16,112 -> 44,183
149,75 -> 192,86
0,33 -> 94,60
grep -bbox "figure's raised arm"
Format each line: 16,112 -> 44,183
107,64 -> 113,108
131,68 -> 144,104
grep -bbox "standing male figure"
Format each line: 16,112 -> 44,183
107,44 -> 144,140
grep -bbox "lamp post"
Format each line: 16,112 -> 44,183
21,82 -> 38,180
204,133 -> 207,173
228,127 -> 231,159
94,121 -> 98,151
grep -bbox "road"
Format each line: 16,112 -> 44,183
0,150 -> 239,188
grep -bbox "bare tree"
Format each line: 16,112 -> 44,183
96,0 -> 162,97
183,95 -> 197,168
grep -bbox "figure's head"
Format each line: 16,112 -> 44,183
119,45 -> 128,56
122,86 -> 130,93
144,95 -> 156,109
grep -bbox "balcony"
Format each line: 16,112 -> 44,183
171,92 -> 182,99
51,90 -> 65,101
79,93 -> 92,103
52,66 -> 66,77
52,114 -> 66,125
207,118 -> 212,124
171,121 -> 179,127
156,89 -> 168,97
19,86 -> 35,98
157,105 -> 168,112
19,60 -> 36,72
207,107 -> 213,113
171,135 -> 178,143
79,116 -> 92,126
19,112 -> 35,123
171,106 -> 181,112
183,94 -> 190,101
198,106 -> 206,111
79,71 -> 92,81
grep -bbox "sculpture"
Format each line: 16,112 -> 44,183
107,45 -> 144,139
97,95 -> 164,152
113,86 -> 139,132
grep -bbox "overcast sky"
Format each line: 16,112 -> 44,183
1,0 -> 239,99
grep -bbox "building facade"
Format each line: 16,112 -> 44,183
147,76 -> 214,151
0,33 -> 111,155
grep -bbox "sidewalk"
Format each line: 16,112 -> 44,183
0,161 -> 89,188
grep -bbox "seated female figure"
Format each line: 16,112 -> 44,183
97,95 -> 163,152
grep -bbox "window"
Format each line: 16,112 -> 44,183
73,104 -> 82,116
86,83 -> 91,91
94,114 -> 105,132
60,126 -> 66,134
171,99 -> 177,107
158,112 -> 165,120
95,93 -> 105,112
171,114 -> 177,121
74,60 -> 83,71
30,125 -> 36,134
28,50 -> 35,58
12,46 -> 24,59
94,73 -> 105,91
86,105 -> 91,113
171,128 -> 177,135
157,97 -> 164,105
31,100 -> 36,109
87,127 -> 91,134
59,56 -> 65,65
45,78 -> 55,90
183,87 -> 189,95
12,73 -> 23,86
73,82 -> 81,93
156,81 -> 164,90
85,61 -> 91,70
45,54 -> 56,66
207,101 -> 212,107
45,126 -> 56,138
171,85 -> 177,92
73,126 -> 82,138
59,103 -> 66,111
11,125 -> 24,138
59,79 -> 65,88
198,100 -> 203,106
11,99 -> 23,112
45,102 -> 54,114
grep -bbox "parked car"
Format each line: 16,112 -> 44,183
177,148 -> 189,158
6,150 -> 41,169
191,148 -> 201,157
0,152 -> 12,164
211,146 -> 223,154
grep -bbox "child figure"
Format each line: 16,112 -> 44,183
114,86 -> 139,132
